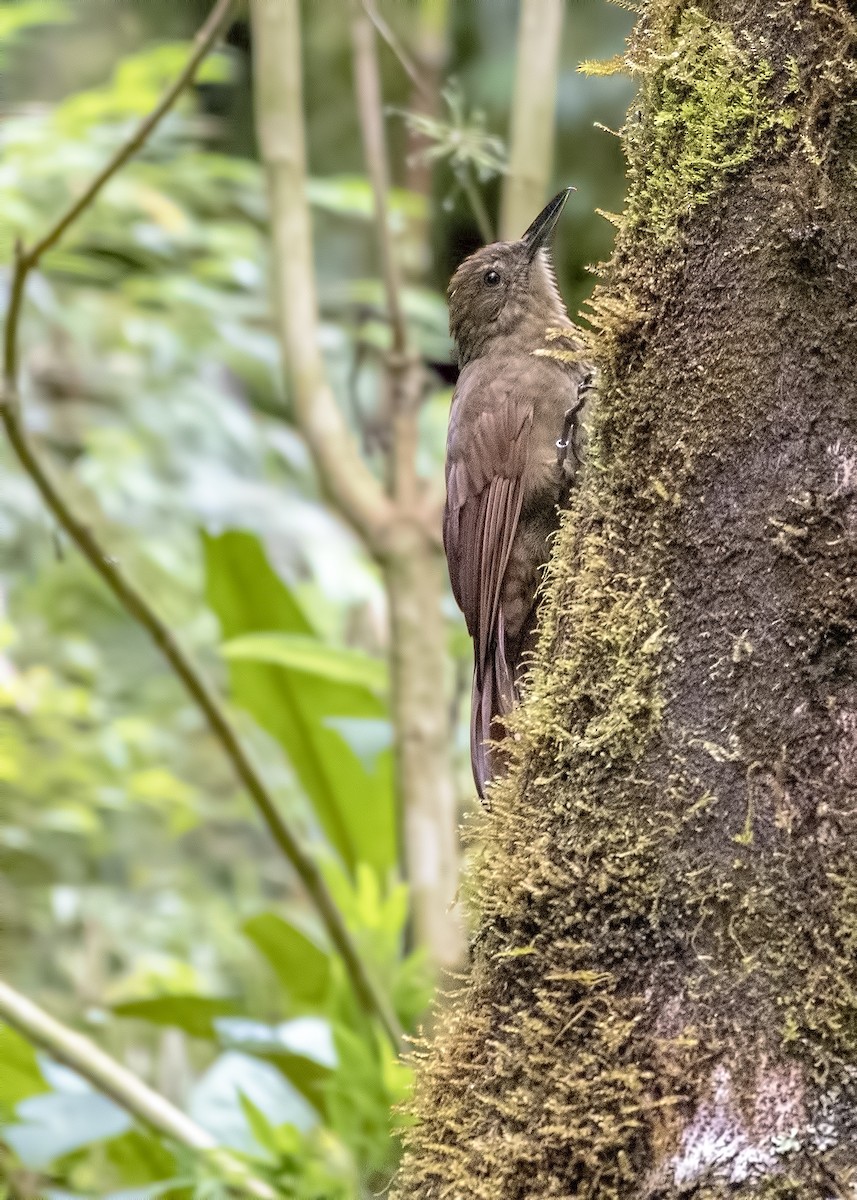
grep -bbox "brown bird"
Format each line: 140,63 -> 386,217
443,188 -> 593,798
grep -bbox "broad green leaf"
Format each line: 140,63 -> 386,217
258,1051 -> 331,1117
222,633 -> 387,694
324,1026 -> 397,1175
202,530 -> 396,875
102,1129 -> 179,1189
322,718 -> 392,773
243,913 -> 331,1008
111,995 -> 242,1040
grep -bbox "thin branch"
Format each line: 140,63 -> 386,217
0,2 -> 401,1050
349,3 -> 464,974
351,5 -> 408,358
461,167 -> 495,245
3,0 -> 233,388
351,4 -> 426,520
250,0 -> 395,557
0,291 -> 400,1051
0,978 -> 277,1200
362,0 -> 432,105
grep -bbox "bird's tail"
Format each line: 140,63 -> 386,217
470,619 -> 520,800
471,609 -> 541,800
470,661 -> 504,801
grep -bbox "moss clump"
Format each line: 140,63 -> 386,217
624,9 -> 799,239
516,500 -> 668,767
394,386 -> 686,1198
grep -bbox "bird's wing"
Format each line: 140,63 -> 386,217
443,372 -> 534,687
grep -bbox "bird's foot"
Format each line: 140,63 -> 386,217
556,372 -> 595,472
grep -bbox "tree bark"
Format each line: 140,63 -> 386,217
396,1 -> 857,1195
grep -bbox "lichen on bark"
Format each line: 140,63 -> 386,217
394,0 -> 857,1197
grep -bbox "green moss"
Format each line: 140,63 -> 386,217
624,9 -> 798,239
515,503 -> 667,765
395,378 -> 687,1198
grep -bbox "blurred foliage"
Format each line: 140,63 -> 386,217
0,1 -> 632,1196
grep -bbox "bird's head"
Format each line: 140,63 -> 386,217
447,187 -> 573,366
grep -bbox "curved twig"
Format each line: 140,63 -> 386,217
0,978 -> 277,1199
362,0 -> 433,104
0,0 -> 401,1049
3,0 -> 232,386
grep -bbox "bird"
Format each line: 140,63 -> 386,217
443,187 -> 594,799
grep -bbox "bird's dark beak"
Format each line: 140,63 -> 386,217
521,187 -> 575,261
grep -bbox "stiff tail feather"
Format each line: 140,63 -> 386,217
470,644 -> 516,800
470,606 -> 541,799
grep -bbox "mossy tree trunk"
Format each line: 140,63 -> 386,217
396,1 -> 857,1196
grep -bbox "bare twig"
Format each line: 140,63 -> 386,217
0,361 -> 399,1047
0,978 -> 277,1199
352,5 -> 409,359
0,0 -> 401,1050
251,0 -> 394,556
462,167 -> 495,244
362,0 -> 432,105
351,3 -> 426,517
3,0 -> 232,387
349,5 -> 466,971
500,0 -> 565,241
401,0 -> 448,202
252,0 -> 464,975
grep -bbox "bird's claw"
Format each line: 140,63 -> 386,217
557,372 -> 595,470
555,428 -> 572,467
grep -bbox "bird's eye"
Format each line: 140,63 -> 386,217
483,269 -> 501,288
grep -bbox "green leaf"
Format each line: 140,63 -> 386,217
324,1025 -> 397,1175
0,1024 -> 49,1115
111,995 -> 243,1040
322,717 -> 392,773
202,531 -> 396,875
237,1092 -> 280,1158
102,1129 -> 180,1190
222,633 -> 387,694
215,1016 -> 335,1114
243,913 -> 331,1008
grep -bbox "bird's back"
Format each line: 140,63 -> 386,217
444,343 -> 589,795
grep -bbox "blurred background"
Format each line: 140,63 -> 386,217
0,1 -> 633,1194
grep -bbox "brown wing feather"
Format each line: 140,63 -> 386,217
443,372 -> 534,795
444,381 -> 532,682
